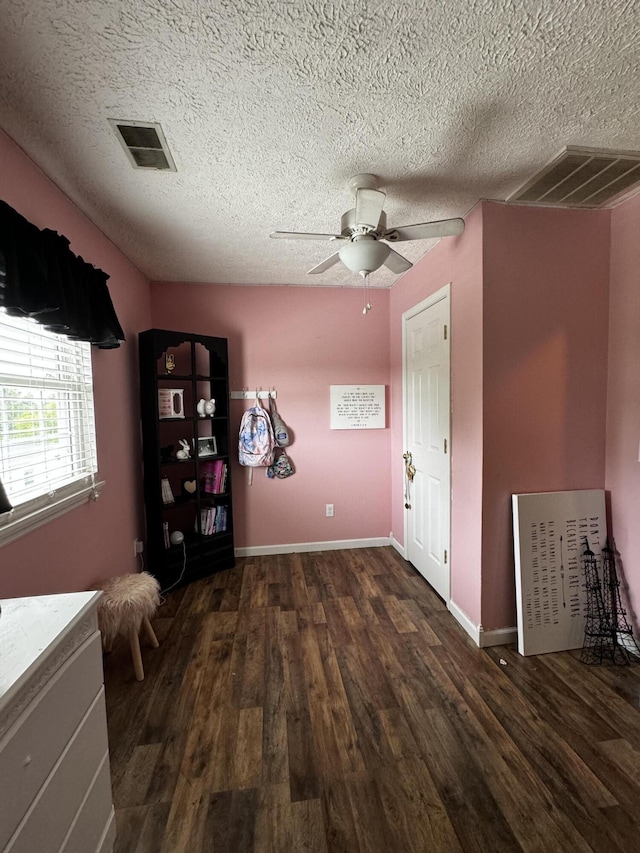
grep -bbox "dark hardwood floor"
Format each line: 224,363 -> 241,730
103,547 -> 640,852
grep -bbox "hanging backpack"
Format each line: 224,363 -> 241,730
238,401 -> 276,467
269,392 -> 290,447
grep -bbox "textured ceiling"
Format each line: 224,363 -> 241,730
0,0 -> 639,288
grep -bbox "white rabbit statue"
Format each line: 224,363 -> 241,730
176,438 -> 191,460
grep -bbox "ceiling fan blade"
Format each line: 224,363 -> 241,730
383,217 -> 465,242
307,252 -> 341,274
355,188 -> 386,229
270,231 -> 343,241
383,248 -> 413,274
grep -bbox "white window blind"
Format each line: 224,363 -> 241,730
0,310 -> 102,544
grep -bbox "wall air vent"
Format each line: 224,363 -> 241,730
508,146 -> 640,209
108,119 -> 176,171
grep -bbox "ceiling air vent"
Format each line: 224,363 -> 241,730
508,146 -> 640,208
108,119 -> 176,171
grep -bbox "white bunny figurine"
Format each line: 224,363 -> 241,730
196,399 -> 206,417
176,438 -> 191,460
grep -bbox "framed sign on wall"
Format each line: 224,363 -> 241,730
512,489 -> 607,656
330,385 -> 385,430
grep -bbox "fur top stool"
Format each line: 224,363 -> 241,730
96,571 -> 161,681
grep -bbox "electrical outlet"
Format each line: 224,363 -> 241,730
326,504 -> 334,517
134,539 -> 144,555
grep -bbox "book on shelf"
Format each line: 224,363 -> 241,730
215,505 -> 228,533
212,460 -> 222,493
194,505 -> 228,535
196,507 -> 213,535
201,459 -> 228,495
161,477 -> 175,504
201,461 -> 215,494
163,521 -> 170,549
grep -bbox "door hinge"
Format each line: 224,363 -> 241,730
443,324 -> 448,340
444,438 -> 447,454
444,549 -> 448,564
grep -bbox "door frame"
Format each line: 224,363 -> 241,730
401,282 -> 451,602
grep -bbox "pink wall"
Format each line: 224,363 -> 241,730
2,123 -> 627,645
482,202 -> 610,630
389,204 -> 484,627
0,130 -> 152,597
389,201 -> 611,633
606,191 -> 640,625
150,283 -> 392,548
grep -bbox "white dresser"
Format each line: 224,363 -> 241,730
0,592 -> 116,853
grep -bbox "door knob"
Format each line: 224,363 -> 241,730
403,451 -> 416,482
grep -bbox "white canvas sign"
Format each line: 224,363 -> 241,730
330,385 -> 385,430
512,489 -> 607,656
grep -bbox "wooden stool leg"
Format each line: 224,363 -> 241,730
142,615 -> 159,648
129,627 -> 145,681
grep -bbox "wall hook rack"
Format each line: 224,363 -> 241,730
230,389 -> 276,400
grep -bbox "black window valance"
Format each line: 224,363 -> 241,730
0,199 -> 125,349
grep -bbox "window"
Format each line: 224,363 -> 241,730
0,310 -> 103,546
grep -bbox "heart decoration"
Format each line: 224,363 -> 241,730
183,479 -> 196,494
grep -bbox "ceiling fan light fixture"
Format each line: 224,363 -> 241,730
339,237 -> 390,277
271,173 -> 464,283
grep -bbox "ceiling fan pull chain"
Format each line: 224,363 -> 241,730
362,273 -> 372,315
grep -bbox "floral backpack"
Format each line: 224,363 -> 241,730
238,401 -> 276,467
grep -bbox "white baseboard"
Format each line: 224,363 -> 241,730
390,534 -> 407,559
448,599 -> 480,645
235,537 -> 391,558
448,599 -> 517,648
478,625 -> 518,648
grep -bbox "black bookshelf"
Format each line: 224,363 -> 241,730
138,329 -> 235,590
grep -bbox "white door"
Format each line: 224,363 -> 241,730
403,286 -> 450,601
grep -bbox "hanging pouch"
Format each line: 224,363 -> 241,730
266,448 -> 294,479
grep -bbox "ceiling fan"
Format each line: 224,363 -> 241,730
270,173 -> 465,279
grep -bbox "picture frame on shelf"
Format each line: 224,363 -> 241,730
195,436 -> 217,457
